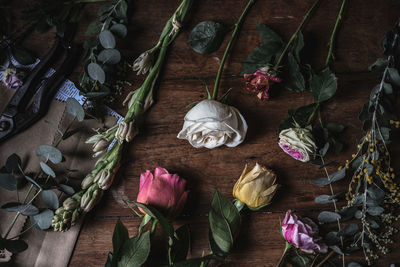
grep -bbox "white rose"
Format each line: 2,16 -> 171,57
278,127 -> 317,162
177,100 -> 248,149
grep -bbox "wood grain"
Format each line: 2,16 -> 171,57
53,0 -> 400,266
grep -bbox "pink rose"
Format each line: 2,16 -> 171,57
244,67 -> 282,100
137,167 -> 188,219
281,210 -> 328,254
2,68 -> 24,89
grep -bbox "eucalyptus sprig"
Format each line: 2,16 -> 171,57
0,98 -> 83,258
79,0 -> 130,115
312,22 -> 400,266
53,0 -> 194,232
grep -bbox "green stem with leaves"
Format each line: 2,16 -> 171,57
324,0 -> 347,67
273,0 -> 321,70
212,0 -> 256,100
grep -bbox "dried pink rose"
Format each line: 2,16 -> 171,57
244,67 -> 282,100
137,167 -> 188,219
2,67 -> 24,89
281,210 -> 328,254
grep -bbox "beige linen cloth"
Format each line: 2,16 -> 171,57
0,86 -> 117,266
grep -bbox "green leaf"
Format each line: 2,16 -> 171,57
42,190 -> 59,210
256,24 -> 283,45
326,122 -> 345,133
169,256 -> 214,267
113,219 -> 129,256
66,97 -> 85,122
330,168 -> 346,182
310,67 -> 338,103
368,58 -> 388,72
115,0 -> 128,21
293,31 -> 304,62
11,47 -> 36,65
4,203 -> 39,216
347,262 -> 363,267
0,173 -> 17,191
5,153 -> 21,173
319,142 -> 330,157
85,21 -> 102,35
4,239 -> 28,253
118,231 -> 151,267
318,211 -> 341,223
314,194 -> 337,204
377,127 -> 390,142
285,52 -> 305,92
189,21 -> 227,54
325,231 -> 340,246
367,206 -> 384,216
31,209 -> 54,230
129,201 -> 175,238
170,224 -> 190,264
24,175 -> 42,189
241,42 -> 283,75
99,30 -> 116,49
110,24 -> 128,38
310,177 -> 331,186
40,162 -> 56,178
209,189 -> 240,254
36,145 -> 62,164
98,49 -> 121,64
105,252 -> 113,267
87,62 -> 106,84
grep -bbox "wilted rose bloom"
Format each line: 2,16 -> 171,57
177,99 -> 248,149
244,67 -> 282,100
282,210 -> 328,254
137,167 -> 188,219
2,67 -> 24,89
233,163 -> 279,209
278,127 -> 317,162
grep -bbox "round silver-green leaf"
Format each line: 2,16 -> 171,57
99,30 -> 116,49
36,145 -> 62,164
87,63 -> 106,84
98,49 -> 121,64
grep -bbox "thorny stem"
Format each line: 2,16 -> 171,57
212,0 -> 256,100
273,0 -> 321,70
325,0 -> 347,67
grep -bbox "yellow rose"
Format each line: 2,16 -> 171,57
233,163 -> 279,209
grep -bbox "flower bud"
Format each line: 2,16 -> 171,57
63,197 -> 79,211
125,121 -> 137,143
132,51 -> 153,75
93,139 -> 109,153
81,184 -> 104,212
278,127 -> 317,162
2,67 -> 24,89
116,121 -> 129,144
97,169 -> 114,190
233,163 -> 279,209
81,173 -> 95,189
244,67 -> 282,100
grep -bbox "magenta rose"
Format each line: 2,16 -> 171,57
244,67 -> 282,100
136,167 -> 188,219
281,210 -> 328,254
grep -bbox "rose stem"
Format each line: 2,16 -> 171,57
273,0 -> 321,71
276,242 -> 291,267
324,0 -> 347,67
212,0 -> 256,100
315,250 -> 335,267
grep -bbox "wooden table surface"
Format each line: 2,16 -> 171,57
43,0 -> 400,266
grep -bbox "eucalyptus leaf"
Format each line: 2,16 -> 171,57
118,230 -> 151,267
87,62 -> 106,84
347,263 -> 363,267
388,67 -> 400,87
99,30 -> 116,49
318,211 -> 341,223
4,239 -> 28,253
36,145 -> 62,164
367,218 -> 380,229
189,21 -> 227,54
367,206 -> 384,216
66,97 -> 85,121
368,58 -> 388,72
330,168 -> 346,183
5,153 -> 21,173
98,49 -> 121,64
339,206 -> 358,221
310,67 -> 338,103
0,173 -> 17,191
326,122 -> 345,133
319,142 -> 330,157
85,21 -> 102,35
58,184 -> 75,195
315,194 -> 336,204
40,162 -> 56,178
337,223 -> 359,237
209,189 -> 240,254
310,177 -> 330,186
110,24 -> 128,38
115,0 -> 128,21
24,175 -> 42,189
367,185 -> 385,200
5,204 -> 39,216
42,190 -> 59,210
325,231 -> 340,246
31,209 -> 54,230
